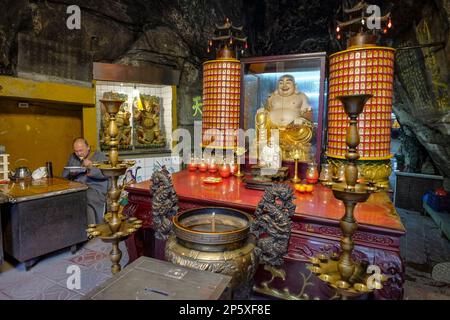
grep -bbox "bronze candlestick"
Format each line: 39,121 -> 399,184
86,99 -> 142,274
291,151 -> 301,184
308,94 -> 386,298
233,147 -> 245,178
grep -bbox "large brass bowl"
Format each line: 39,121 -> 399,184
166,207 -> 256,290
173,207 -> 252,251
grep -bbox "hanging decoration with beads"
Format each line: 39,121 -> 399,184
206,18 -> 248,58
201,19 -> 247,150
335,1 -> 393,42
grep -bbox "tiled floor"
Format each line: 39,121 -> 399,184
399,209 -> 450,300
0,208 -> 449,300
0,238 -> 128,300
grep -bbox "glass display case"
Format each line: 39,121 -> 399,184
241,53 -> 327,164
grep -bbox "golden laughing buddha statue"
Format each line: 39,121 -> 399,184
256,74 -> 313,162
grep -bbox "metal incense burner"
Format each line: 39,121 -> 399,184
167,207 -> 254,290
86,98 -> 142,274
310,94 -> 387,298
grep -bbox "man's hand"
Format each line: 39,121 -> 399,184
82,159 -> 93,167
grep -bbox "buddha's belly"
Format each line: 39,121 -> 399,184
268,109 -> 298,127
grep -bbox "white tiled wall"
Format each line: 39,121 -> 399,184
161,85 -> 174,147
95,81 -> 173,148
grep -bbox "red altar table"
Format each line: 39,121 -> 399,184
124,170 -> 405,300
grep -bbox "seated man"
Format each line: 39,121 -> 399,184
62,138 -> 108,225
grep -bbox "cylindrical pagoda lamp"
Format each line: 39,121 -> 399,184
201,19 -> 247,156
202,56 -> 241,149
327,12 -> 395,188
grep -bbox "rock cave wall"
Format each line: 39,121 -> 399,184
391,0 -> 449,187
0,0 -> 448,187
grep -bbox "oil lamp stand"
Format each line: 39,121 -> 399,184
86,98 -> 142,274
310,94 -> 387,298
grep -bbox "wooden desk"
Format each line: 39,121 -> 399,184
0,193 -> 8,266
124,170 -> 406,300
0,177 -> 88,269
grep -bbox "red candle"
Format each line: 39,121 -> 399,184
208,162 -> 218,173
219,164 -> 231,178
187,163 -> 197,172
198,161 -> 208,172
306,163 -> 319,184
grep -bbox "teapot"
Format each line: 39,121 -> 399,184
9,158 -> 32,180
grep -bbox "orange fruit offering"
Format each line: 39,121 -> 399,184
295,184 -> 306,193
305,184 -> 314,193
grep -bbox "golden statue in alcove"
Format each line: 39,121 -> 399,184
256,74 -> 313,162
133,94 -> 166,148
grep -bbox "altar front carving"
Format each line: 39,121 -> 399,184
123,170 -> 405,300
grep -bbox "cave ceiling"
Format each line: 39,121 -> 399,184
0,0 -> 448,183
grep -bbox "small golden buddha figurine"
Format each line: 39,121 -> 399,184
256,74 -> 313,162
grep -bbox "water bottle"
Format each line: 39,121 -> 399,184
46,162 -> 53,178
